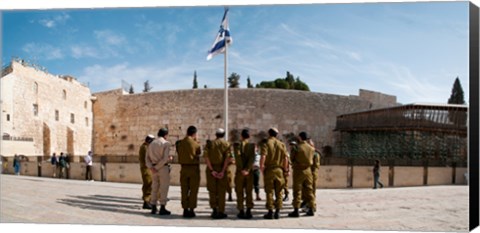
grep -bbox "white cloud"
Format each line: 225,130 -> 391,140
70,45 -> 100,59
94,30 -> 127,46
38,12 -> 70,28
22,43 -> 63,60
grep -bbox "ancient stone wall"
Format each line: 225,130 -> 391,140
92,88 -> 397,156
0,61 -> 93,156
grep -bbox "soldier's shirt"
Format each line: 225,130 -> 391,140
204,138 -> 231,165
177,136 -> 201,165
261,137 -> 287,168
291,141 -> 314,168
234,140 -> 255,172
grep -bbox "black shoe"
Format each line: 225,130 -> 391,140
159,205 -> 171,215
189,209 -> 196,217
274,209 -> 280,219
263,210 -> 274,219
237,210 -> 246,219
380,184 -> 384,188
306,208 -> 314,216
183,209 -> 190,218
228,193 -> 233,202
215,212 -> 228,219
283,195 -> 289,202
245,208 -> 253,219
288,208 -> 299,218
300,201 -> 307,209
211,209 -> 218,218
151,205 -> 157,214
143,201 -> 152,209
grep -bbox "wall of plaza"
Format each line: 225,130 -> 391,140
1,160 -> 468,188
92,87 -> 397,157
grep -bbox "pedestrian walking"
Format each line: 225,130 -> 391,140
13,154 -> 21,175
373,159 -> 384,189
84,151 -> 93,181
51,153 -> 58,178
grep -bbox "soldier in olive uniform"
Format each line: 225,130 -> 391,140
289,132 -> 315,217
177,126 -> 202,218
204,128 -> 232,219
139,134 -> 155,209
233,129 -> 255,219
260,128 -> 289,219
301,139 -> 320,210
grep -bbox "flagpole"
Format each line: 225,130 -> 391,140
224,31 -> 229,141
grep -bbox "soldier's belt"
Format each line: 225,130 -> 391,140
292,164 -> 311,170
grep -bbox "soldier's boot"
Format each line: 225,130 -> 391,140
288,208 -> 300,218
150,205 -> 157,214
183,208 -> 190,218
274,209 -> 280,219
245,208 -> 253,219
188,208 -> 196,217
228,193 -> 233,202
263,210 -> 274,219
159,205 -> 171,215
143,201 -> 152,210
237,209 -> 246,219
283,193 -> 289,202
306,208 -> 315,216
216,212 -> 228,219
211,208 -> 218,218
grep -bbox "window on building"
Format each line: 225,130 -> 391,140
6,114 -> 10,121
33,104 -> 38,116
33,82 -> 38,94
55,110 -> 59,121
70,113 -> 75,124
85,117 -> 89,126
63,90 -> 67,100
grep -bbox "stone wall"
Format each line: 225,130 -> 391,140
1,61 -> 93,157
92,88 -> 397,156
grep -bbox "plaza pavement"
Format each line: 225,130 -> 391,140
0,174 -> 469,232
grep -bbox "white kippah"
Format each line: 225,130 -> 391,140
216,128 -> 225,134
147,134 -> 155,139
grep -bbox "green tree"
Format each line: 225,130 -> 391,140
193,70 -> 198,89
255,71 -> 310,91
143,80 -> 152,93
247,76 -> 253,88
294,78 -> 310,91
448,77 -> 465,104
128,85 -> 134,94
228,72 -> 240,88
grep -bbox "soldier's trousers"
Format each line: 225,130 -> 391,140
180,165 -> 200,209
264,167 -> 284,210
302,168 -> 318,202
226,167 -> 233,195
140,166 -> 152,203
293,168 -> 315,210
235,171 -> 254,211
150,166 -> 170,206
206,164 -> 228,212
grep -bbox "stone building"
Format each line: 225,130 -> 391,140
1,60 -> 93,157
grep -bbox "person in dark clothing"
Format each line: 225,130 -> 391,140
373,159 -> 384,189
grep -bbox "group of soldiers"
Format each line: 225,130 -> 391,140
138,126 -> 320,219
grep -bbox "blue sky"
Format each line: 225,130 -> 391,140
1,1 -> 470,104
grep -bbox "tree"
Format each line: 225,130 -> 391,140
448,77 -> 465,104
143,80 -> 152,93
228,72 -> 240,88
255,71 -> 310,91
128,85 -> 134,94
247,76 -> 253,88
193,71 -> 198,89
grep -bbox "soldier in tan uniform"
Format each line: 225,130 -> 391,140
302,139 -> 320,211
260,128 -> 289,219
146,128 -> 172,215
288,132 -> 315,217
233,129 -> 255,219
139,134 -> 154,210
177,126 -> 202,218
204,128 -> 232,219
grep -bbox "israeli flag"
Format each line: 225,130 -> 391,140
207,8 -> 232,61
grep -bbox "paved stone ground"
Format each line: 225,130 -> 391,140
0,174 -> 469,232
